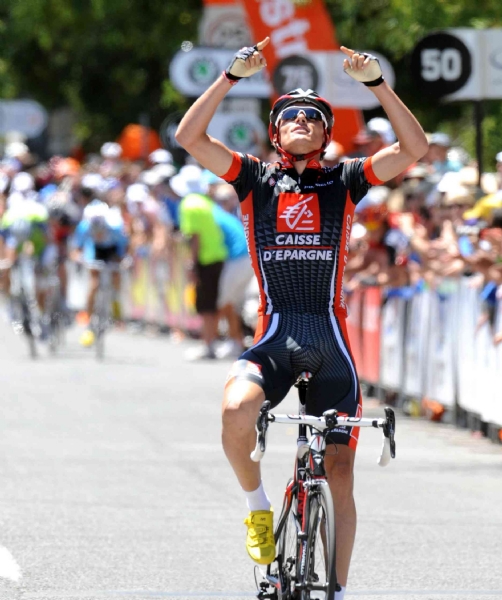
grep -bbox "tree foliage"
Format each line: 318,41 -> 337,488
0,0 -> 201,148
326,0 -> 502,168
2,0 -> 502,165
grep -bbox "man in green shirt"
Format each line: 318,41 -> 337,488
172,165 -> 228,359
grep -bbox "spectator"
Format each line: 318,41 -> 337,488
427,132 -> 463,175
211,183 -> 254,358
171,165 -> 228,360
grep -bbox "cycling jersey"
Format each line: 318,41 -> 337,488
222,153 -> 383,450
73,200 -> 128,261
1,199 -> 49,258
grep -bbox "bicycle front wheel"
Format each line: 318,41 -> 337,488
276,488 -> 300,599
301,483 -> 337,600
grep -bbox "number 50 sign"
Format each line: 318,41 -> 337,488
411,28 -> 502,101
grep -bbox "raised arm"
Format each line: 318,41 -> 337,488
175,37 -> 269,177
341,47 -> 429,183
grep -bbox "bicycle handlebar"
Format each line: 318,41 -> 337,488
250,404 -> 396,467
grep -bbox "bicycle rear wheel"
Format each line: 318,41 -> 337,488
94,287 -> 108,361
301,483 -> 337,600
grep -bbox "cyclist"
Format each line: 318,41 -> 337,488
0,187 -> 50,334
175,39 -> 428,600
71,196 -> 129,347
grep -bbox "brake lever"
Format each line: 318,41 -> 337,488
251,400 -> 272,462
383,407 -> 396,459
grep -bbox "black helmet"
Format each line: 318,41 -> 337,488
268,89 -> 334,162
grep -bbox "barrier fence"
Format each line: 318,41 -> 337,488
68,244 -> 502,442
346,280 -> 502,442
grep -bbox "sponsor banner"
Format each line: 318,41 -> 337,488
199,2 -> 252,48
493,288 -> 502,427
240,0 -> 363,152
424,284 -> 457,409
403,290 -> 430,398
0,100 -> 48,138
456,280 -> 479,415
346,289 -> 364,375
360,286 -> 381,385
206,112 -> 267,154
169,47 -> 270,98
379,294 -> 406,391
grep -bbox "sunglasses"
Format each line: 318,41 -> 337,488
276,106 -> 327,128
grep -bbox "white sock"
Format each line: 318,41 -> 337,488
244,482 -> 271,512
335,585 -> 346,600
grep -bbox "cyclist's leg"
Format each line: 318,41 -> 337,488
325,446 -> 356,593
87,269 -> 100,315
223,344 -> 294,565
222,378 -> 265,493
302,319 -> 361,595
223,343 -> 293,492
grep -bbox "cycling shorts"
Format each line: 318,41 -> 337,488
93,245 -> 123,263
226,312 -> 362,450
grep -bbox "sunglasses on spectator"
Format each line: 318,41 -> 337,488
277,106 -> 327,128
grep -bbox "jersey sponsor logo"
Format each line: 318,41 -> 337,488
275,234 -> 321,246
263,248 -> 333,262
277,193 -> 320,233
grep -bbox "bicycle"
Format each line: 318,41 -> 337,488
253,371 -> 396,600
43,260 -> 67,354
84,257 -> 132,360
0,256 -> 41,359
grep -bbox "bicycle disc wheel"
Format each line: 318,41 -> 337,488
301,484 -> 336,600
276,490 -> 300,599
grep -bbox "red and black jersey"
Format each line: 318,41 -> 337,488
222,153 -> 382,334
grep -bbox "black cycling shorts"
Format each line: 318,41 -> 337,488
94,245 -> 120,263
226,312 -> 362,450
195,261 -> 224,314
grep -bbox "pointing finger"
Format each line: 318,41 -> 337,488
340,46 -> 354,57
256,37 -> 270,52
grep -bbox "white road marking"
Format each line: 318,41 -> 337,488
22,591 -> 502,598
0,545 -> 21,581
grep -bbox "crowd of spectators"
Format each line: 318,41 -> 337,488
1,116 -> 502,353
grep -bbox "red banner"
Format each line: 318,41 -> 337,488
238,0 -> 363,153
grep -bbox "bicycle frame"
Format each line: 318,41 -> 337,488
254,372 -> 396,600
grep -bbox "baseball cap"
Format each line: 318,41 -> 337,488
169,165 -> 208,198
495,151 -> 502,163
11,172 -> 35,193
149,149 -> 173,164
100,142 -> 122,159
429,132 -> 451,147
463,192 -> 502,221
367,117 -> 396,146
126,183 -> 150,204
442,185 -> 475,207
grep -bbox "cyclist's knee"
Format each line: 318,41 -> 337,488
222,381 -> 264,432
325,448 -> 355,489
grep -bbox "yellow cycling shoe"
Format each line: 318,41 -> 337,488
79,329 -> 95,347
244,509 -> 275,565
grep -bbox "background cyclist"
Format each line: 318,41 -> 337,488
71,189 -> 129,347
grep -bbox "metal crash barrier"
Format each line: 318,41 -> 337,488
67,237 -> 202,333
346,280 -> 502,442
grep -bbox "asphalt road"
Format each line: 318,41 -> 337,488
0,318 -> 501,600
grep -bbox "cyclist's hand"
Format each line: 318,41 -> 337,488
225,37 -> 269,81
341,46 -> 384,87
